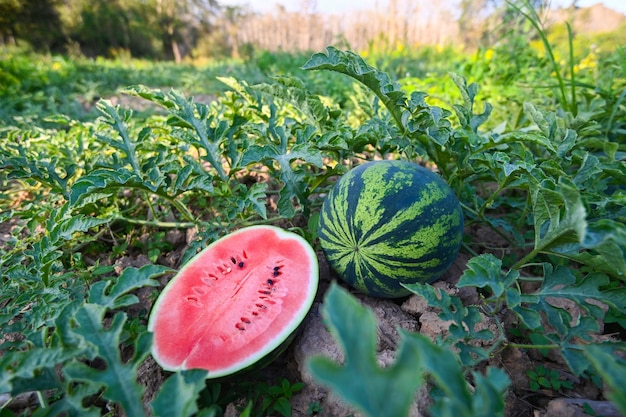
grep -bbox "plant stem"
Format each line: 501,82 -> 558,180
112,214 -> 290,230
36,391 -> 48,408
461,202 -> 517,247
160,193 -> 196,223
507,0 -> 569,110
113,216 -> 197,229
478,180 -> 508,218
567,22 -> 578,116
511,249 -> 539,270
506,342 -> 560,350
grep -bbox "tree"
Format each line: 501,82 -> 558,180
150,0 -> 220,62
0,0 -> 64,51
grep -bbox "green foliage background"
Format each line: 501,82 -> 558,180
1,2 -> 625,415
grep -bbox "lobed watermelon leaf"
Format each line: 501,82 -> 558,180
0,346 -> 81,397
241,112 -> 323,217
302,46 -> 407,131
252,75 -> 330,129
307,283 -> 424,417
456,253 -> 519,298
457,253 -> 626,376
530,178 -> 587,258
245,181 -> 269,219
96,100 -> 143,176
31,383 -> 102,417
308,283 -> 509,417
548,218 -> 626,280
513,264 -> 626,335
403,281 -> 497,366
302,46 -> 452,156
449,72 -> 493,134
151,369 -> 209,417
0,140 -> 77,199
62,304 -> 151,417
581,343 -> 626,415
87,264 -> 169,310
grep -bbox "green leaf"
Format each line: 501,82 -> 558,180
32,383 -> 102,417
531,178 -> 587,253
403,331 -> 509,417
69,168 -> 144,206
303,47 -> 452,154
302,47 -> 407,127
245,182 -> 268,219
403,281 -> 496,366
96,100 -> 142,176
449,73 -> 492,133
241,120 -> 322,216
167,90 -> 247,181
308,283 -> 508,417
63,304 -> 150,417
516,265 -> 625,334
457,254 -> 519,298
0,346 -> 81,397
88,264 -> 170,309
548,219 -> 626,280
50,214 -> 110,242
252,75 -> 329,129
523,102 -> 553,139
273,396 -> 292,417
469,368 -> 510,416
307,283 -> 424,417
582,343 -> 626,416
151,370 -> 209,417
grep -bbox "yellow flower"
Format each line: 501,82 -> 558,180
484,48 -> 494,61
578,53 -> 596,70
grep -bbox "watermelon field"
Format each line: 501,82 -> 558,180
1,4 -> 626,417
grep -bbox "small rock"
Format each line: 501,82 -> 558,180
114,254 -> 151,275
539,398 -> 622,417
419,311 -> 455,340
497,347 -> 534,392
401,294 -> 430,316
165,229 -> 186,247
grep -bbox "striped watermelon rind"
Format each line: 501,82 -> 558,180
318,160 -> 464,298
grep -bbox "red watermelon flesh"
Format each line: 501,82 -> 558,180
148,225 -> 318,377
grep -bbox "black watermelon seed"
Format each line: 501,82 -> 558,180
230,257 -> 236,264
238,261 -> 245,268
267,279 -> 274,285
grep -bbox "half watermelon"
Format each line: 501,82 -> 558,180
148,225 -> 318,378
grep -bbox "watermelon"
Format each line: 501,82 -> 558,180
318,160 -> 463,298
148,225 -> 318,378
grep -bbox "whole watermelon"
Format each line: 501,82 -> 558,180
318,160 -> 463,298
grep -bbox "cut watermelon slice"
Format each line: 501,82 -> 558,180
148,225 -> 318,378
